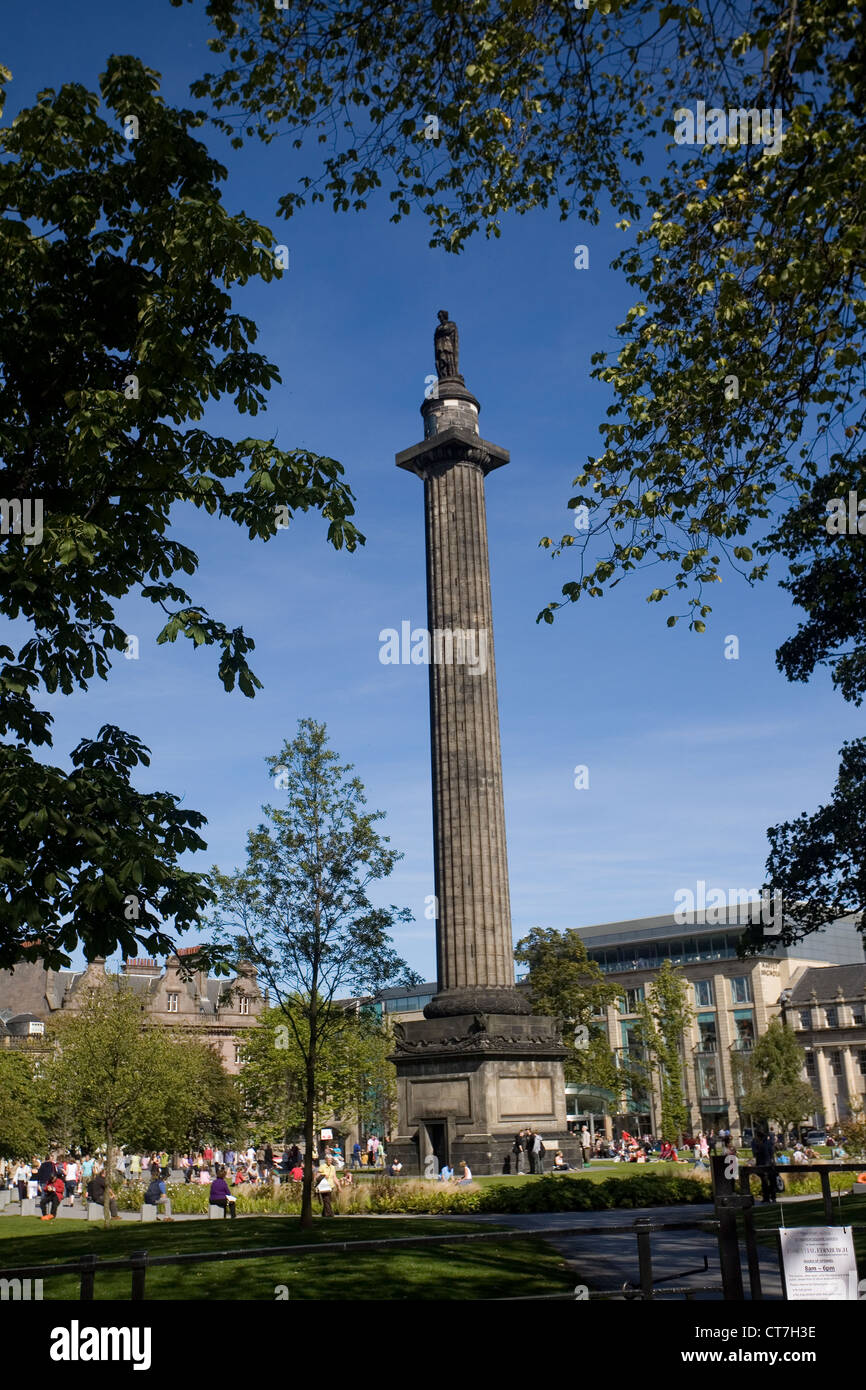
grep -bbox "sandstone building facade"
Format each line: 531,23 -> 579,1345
0,947 -> 266,1074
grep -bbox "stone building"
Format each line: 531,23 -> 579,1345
572,908 -> 865,1139
781,963 -> 866,1127
0,947 -> 265,1074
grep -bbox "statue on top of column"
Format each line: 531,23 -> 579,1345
434,309 -> 460,380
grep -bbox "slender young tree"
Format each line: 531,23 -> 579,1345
636,962 -> 693,1143
734,1018 -> 816,1136
209,718 -> 413,1227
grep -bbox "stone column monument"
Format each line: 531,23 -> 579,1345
389,313 -> 580,1176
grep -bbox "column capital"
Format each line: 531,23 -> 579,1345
395,426 -> 509,479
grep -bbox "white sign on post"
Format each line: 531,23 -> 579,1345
779,1227 -> 859,1300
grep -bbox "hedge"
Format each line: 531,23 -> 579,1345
112,1171 -> 712,1216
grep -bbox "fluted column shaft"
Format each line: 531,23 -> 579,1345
424,458 -> 514,991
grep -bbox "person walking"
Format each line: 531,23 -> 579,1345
351,1141 -> 362,1169
754,1131 -> 777,1203
63,1155 -> 79,1205
35,1154 -> 56,1194
13,1160 -> 31,1202
316,1163 -> 335,1218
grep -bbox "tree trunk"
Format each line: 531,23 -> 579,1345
304,1050 -> 318,1228
104,1124 -> 113,1228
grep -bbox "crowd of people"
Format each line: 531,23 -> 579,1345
1,1153 -> 125,1220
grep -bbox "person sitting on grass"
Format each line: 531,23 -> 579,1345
553,1151 -> 570,1171
457,1161 -> 473,1186
209,1166 -> 237,1220
388,1159 -> 403,1177
439,1163 -> 454,1182
832,1141 -> 848,1159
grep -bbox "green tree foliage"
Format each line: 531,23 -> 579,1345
514,926 -> 619,1091
156,1036 -> 244,1151
180,2 -> 866,950
208,717 -> 413,1225
752,740 -> 866,948
48,981 -> 182,1219
636,961 -> 693,1142
734,1018 -> 816,1133
240,1004 -> 395,1144
0,55 -> 363,971
178,0 -> 661,252
838,1100 -> 866,1158
0,1044 -> 49,1157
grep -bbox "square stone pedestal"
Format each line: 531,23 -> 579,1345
389,1012 -> 582,1175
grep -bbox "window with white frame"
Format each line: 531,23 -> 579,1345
239,995 -> 250,1015
694,979 -> 714,1007
167,992 -> 179,1013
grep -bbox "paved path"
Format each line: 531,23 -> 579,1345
443,1205 -> 784,1300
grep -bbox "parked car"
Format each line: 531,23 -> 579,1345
802,1129 -> 827,1147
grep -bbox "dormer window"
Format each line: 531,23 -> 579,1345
239,995 -> 250,1016
167,993 -> 179,1013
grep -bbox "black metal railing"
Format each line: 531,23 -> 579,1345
0,1216 -> 725,1302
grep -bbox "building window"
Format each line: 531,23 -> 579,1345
618,987 -> 644,1014
234,1043 -> 246,1065
697,1015 -> 717,1052
167,993 -> 179,1013
858,1050 -> 866,1076
732,1011 -> 755,1050
799,1009 -> 812,1029
828,1049 -> 843,1077
730,976 -> 752,1004
28,1021 -> 45,1036
825,1006 -> 838,1028
239,995 -> 250,1015
694,979 -> 714,1007
852,1008 -> 865,1026
804,1052 -> 817,1079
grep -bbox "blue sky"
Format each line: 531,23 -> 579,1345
2,3 -> 858,980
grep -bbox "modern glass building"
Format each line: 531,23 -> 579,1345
570,908 -> 865,1139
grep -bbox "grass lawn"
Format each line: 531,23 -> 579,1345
0,1215 -> 574,1301
750,1191 -> 866,1265
474,1162 -> 700,1187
